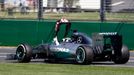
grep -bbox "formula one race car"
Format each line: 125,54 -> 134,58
15,19 -> 129,64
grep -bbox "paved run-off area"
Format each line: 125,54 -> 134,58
0,47 -> 134,67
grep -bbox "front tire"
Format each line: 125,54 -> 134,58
76,45 -> 94,64
113,45 -> 130,64
16,44 -> 32,63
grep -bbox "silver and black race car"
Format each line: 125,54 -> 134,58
15,19 -> 130,64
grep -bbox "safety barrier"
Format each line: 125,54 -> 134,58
0,20 -> 133,49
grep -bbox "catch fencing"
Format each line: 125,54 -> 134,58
0,0 -> 134,22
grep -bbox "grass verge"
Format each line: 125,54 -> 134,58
0,63 -> 134,75
0,12 -> 134,22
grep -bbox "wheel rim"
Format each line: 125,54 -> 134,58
16,45 -> 26,60
76,47 -> 85,63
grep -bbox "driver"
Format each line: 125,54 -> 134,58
55,18 -> 69,36
53,18 -> 71,45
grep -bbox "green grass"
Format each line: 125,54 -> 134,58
0,11 -> 134,22
44,12 -> 100,21
0,63 -> 134,75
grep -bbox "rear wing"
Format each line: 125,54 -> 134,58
92,32 -> 122,52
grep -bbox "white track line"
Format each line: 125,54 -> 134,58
0,53 -> 14,54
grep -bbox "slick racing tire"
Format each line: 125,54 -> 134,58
76,45 -> 94,64
16,44 -> 32,63
113,45 -> 130,64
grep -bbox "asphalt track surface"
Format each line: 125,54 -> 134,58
0,47 -> 134,67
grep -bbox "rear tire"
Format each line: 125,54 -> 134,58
76,45 -> 94,64
16,44 -> 32,63
113,45 -> 130,64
